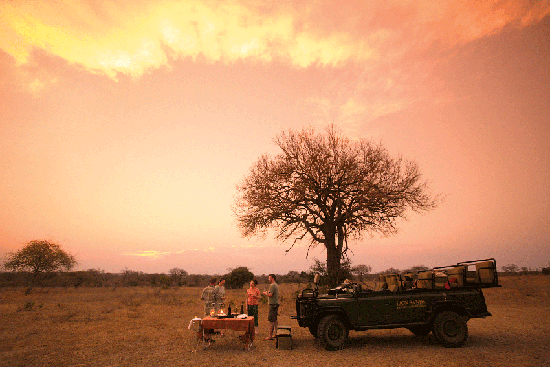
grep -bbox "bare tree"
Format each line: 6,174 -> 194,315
3,240 -> 77,285
351,264 -> 372,282
234,126 -> 439,286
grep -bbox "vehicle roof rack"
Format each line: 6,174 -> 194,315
433,258 -> 500,288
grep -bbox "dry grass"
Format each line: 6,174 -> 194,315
1,276 -> 549,367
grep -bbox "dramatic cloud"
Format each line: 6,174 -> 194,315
1,1 -> 549,275
2,0 -> 548,123
2,0 -> 547,79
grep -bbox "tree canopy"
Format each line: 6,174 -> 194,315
501,264 -> 520,273
3,240 -> 77,284
169,267 -> 188,286
224,266 -> 254,289
234,126 -> 439,286
351,264 -> 372,282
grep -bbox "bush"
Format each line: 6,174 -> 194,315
224,267 -> 254,289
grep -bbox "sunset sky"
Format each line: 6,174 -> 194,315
1,1 -> 549,276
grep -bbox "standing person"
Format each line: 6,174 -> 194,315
200,277 -> 217,342
201,277 -> 217,316
214,278 -> 226,312
213,278 -> 227,337
262,274 -> 279,340
247,279 -> 261,329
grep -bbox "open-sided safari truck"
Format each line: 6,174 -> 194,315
293,258 -> 500,350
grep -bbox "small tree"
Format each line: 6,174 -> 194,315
169,267 -> 188,286
502,264 -> 520,274
225,267 -> 254,289
282,270 -> 302,283
4,240 -> 77,285
351,264 -> 372,282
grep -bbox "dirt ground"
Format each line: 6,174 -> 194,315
1,275 -> 549,367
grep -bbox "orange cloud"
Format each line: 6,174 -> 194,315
1,1 -> 548,79
122,247 -> 221,259
408,0 -> 550,48
123,250 -> 173,260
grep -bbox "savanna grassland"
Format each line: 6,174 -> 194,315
1,275 -> 549,367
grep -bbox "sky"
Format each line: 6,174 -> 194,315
1,0 -> 549,276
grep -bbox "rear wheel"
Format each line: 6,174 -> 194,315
432,311 -> 468,347
317,315 -> 348,350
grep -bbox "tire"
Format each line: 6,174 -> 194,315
308,325 -> 318,339
317,315 -> 348,351
432,311 -> 468,347
407,325 -> 432,337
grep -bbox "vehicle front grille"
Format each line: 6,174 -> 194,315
298,300 -> 314,319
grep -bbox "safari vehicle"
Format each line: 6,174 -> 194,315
292,258 -> 500,350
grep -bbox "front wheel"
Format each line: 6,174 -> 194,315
317,315 -> 348,350
432,311 -> 468,347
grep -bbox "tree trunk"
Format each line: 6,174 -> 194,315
325,232 -> 341,288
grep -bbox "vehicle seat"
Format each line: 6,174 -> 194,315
435,271 -> 448,288
402,273 -> 415,290
416,270 -> 434,289
467,270 -> 479,284
447,266 -> 465,287
476,260 -> 496,284
386,274 -> 401,292
374,274 -> 388,291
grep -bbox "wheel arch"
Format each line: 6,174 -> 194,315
314,309 -> 353,330
430,302 -> 469,323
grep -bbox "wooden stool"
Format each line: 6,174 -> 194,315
276,326 -> 292,350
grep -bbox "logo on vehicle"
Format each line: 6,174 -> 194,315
396,299 -> 427,309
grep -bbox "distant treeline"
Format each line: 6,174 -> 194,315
0,268 -> 318,289
1,263 -> 547,289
